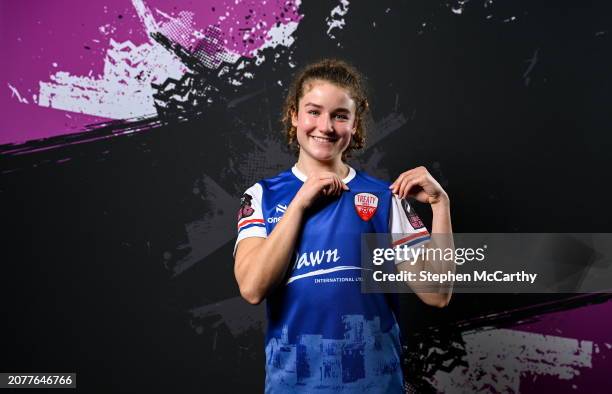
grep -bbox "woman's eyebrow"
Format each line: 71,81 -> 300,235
304,102 -> 351,112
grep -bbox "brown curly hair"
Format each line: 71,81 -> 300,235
281,58 -> 370,159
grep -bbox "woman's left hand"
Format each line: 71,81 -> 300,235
389,166 -> 449,205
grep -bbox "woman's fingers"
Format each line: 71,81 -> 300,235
400,180 -> 417,199
321,176 -> 333,196
394,174 -> 412,199
322,175 -> 337,196
390,167 -> 427,194
317,174 -> 347,197
389,174 -> 403,193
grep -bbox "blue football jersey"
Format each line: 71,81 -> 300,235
235,166 -> 430,393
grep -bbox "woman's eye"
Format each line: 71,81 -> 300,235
308,110 -> 319,116
335,114 -> 349,120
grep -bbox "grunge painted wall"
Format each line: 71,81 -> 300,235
2,1 -> 611,392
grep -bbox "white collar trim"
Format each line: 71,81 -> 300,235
291,165 -> 356,184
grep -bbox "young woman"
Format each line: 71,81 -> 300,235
234,59 -> 453,393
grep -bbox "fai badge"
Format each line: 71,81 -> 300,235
354,193 -> 379,221
402,199 -> 425,229
238,193 -> 254,220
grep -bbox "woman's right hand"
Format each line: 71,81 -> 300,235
292,172 -> 349,210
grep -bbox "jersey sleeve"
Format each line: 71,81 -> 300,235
234,183 -> 267,256
389,195 -> 431,264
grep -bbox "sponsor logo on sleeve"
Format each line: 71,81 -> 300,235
354,193 -> 378,221
268,203 -> 287,223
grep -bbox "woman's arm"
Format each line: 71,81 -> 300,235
400,197 -> 454,308
234,172 -> 348,304
391,166 -> 454,308
234,202 -> 305,304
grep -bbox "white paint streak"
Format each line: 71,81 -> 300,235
37,0 -> 186,118
35,0 -> 300,119
451,0 -> 470,15
430,329 -> 593,393
252,21 -> 299,65
132,0 -> 159,40
38,39 -> 186,118
326,0 -> 350,39
7,83 -> 29,104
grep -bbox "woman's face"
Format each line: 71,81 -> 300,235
292,80 -> 357,163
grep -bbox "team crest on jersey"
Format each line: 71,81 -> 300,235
238,193 -> 255,220
402,199 -> 425,229
354,193 -> 378,221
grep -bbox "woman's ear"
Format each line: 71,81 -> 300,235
291,108 -> 298,127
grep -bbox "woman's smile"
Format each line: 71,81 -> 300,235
310,135 -> 338,144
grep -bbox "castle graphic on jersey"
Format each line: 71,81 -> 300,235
265,315 -> 401,391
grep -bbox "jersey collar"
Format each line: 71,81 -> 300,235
291,165 -> 356,184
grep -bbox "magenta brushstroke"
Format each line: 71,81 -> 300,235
512,299 -> 612,393
0,0 -> 302,146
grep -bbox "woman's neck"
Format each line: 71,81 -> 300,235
295,155 -> 349,180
